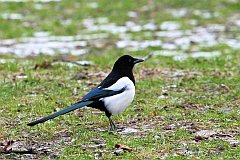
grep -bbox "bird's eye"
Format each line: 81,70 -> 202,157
128,59 -> 132,63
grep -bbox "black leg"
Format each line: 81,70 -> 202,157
108,117 -> 125,131
108,117 -> 116,131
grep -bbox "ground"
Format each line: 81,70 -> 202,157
0,0 -> 240,159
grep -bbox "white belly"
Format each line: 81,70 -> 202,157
102,77 -> 135,115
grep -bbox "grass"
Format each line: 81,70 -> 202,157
0,0 -> 240,159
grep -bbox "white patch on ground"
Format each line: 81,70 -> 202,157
0,33 -> 108,57
223,39 -> 240,49
116,40 -> 161,49
87,2 -> 98,9
34,3 -> 44,9
162,43 -> 177,50
160,21 -> 180,31
127,11 -> 138,18
33,31 -> 50,37
121,127 -> 139,133
152,50 -> 183,57
1,13 -> 23,20
169,8 -> 188,18
1,13 -> 240,58
191,51 -> 221,58
193,10 -> 219,19
87,23 -> 128,34
156,30 -> 184,38
15,74 -> 28,79
143,22 -> 157,30
151,50 -> 221,61
0,59 -> 15,64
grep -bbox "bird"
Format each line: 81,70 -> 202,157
27,55 -> 144,130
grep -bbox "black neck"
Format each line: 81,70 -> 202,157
112,67 -> 135,84
99,68 -> 135,88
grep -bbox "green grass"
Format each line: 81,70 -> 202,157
0,0 -> 240,159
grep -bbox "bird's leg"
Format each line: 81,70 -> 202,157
108,117 -> 125,131
108,117 -> 117,131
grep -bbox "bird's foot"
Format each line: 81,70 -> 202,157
109,125 -> 124,131
108,117 -> 124,131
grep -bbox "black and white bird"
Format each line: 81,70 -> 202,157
27,55 -> 144,130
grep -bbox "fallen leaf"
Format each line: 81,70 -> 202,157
71,73 -> 88,80
0,139 -> 15,153
220,84 -> 230,91
6,141 -> 33,154
0,146 -> 6,153
174,148 -> 188,156
115,144 -> 132,151
34,61 -> 52,69
152,111 -> 157,116
66,55 -> 78,61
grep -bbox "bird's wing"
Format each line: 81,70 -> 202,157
82,85 -> 126,101
27,83 -> 126,126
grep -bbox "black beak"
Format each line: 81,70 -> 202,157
133,58 -> 144,64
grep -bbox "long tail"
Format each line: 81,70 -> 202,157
27,100 -> 93,126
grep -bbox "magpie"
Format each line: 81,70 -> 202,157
27,55 -> 144,130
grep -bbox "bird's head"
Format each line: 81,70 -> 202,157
112,55 -> 144,72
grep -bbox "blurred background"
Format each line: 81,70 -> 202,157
1,0 -> 240,60
0,0 -> 240,159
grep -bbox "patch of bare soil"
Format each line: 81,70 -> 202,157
0,131 -> 71,159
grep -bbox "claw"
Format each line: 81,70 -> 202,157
108,117 -> 124,131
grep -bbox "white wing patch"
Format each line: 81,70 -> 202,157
102,77 -> 135,115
